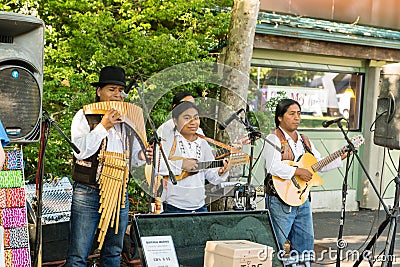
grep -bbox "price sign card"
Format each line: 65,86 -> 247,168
141,235 -> 179,267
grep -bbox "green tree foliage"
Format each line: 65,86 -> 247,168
1,0 -> 233,210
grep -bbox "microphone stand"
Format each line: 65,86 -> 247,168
44,111 -> 80,154
348,150 -> 399,265
333,121 -> 393,267
33,110 -> 80,267
133,75 -> 177,213
244,124 -> 259,210
335,127 -> 353,267
234,115 -> 281,210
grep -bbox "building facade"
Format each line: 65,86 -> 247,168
251,1 -> 400,210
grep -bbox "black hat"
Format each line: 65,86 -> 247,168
90,66 -> 126,88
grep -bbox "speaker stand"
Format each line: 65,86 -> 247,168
32,110 -> 80,267
333,121 -> 391,267
353,157 -> 400,267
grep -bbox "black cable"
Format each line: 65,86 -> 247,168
249,133 -> 265,170
387,147 -> 398,172
369,111 -> 387,132
328,147 -> 398,266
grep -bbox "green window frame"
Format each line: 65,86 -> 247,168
248,65 -> 363,132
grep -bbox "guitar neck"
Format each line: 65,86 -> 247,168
194,154 -> 250,171
312,147 -> 346,172
311,135 -> 364,172
197,160 -> 223,170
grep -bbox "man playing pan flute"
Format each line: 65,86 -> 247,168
66,66 -> 152,267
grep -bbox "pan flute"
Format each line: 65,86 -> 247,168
97,150 -> 129,249
83,101 -> 147,147
82,101 -> 148,249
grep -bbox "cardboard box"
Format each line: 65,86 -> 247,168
204,240 -> 273,267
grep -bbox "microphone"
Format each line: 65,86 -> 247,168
219,108 -> 244,130
121,76 -> 139,98
322,117 -> 345,128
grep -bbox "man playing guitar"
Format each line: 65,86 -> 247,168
263,99 -> 348,264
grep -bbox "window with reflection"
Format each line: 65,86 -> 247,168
248,66 -> 363,132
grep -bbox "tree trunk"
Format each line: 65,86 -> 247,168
211,0 -> 260,211
218,0 -> 260,140
223,0 -> 260,84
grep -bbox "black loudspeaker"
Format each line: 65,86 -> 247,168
374,67 -> 400,149
28,221 -> 70,263
0,12 -> 44,143
132,210 -> 282,267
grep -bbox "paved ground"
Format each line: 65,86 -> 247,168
41,209 -> 400,266
313,209 -> 400,267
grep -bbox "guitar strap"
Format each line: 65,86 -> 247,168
169,133 -> 246,159
161,135 -> 186,185
301,138 -> 314,156
274,128 -> 313,160
195,133 -> 245,155
168,135 -> 178,160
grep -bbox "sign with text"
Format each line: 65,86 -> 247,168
260,85 -> 328,113
141,236 -> 179,267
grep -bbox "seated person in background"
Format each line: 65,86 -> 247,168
157,91 -> 204,139
157,91 -> 245,156
156,101 -> 230,213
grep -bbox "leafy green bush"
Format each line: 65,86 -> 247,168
1,0 -> 233,212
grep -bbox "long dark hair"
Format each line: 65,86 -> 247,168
275,99 -> 301,127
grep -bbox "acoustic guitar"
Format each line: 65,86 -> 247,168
145,153 -> 249,194
272,135 -> 364,206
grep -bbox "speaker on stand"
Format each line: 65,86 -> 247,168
0,11 -> 45,266
368,64 -> 400,267
0,11 -> 44,143
374,65 -> 400,149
